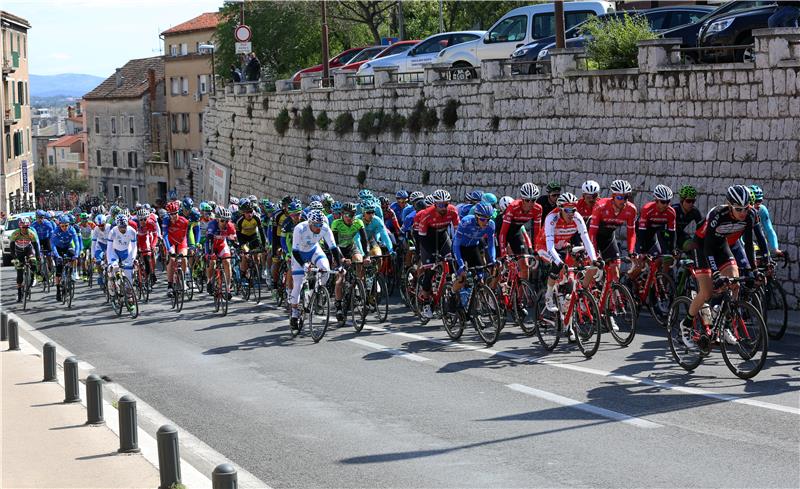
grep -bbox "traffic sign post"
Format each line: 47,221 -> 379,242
234,24 -> 251,42
235,42 -> 252,54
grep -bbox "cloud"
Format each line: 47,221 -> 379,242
49,52 -> 72,60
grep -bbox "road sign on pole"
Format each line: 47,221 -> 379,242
234,24 -> 251,42
235,42 -> 252,54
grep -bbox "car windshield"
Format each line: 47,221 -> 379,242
6,219 -> 20,231
380,43 -> 416,57
348,47 -> 383,64
699,0 -> 774,22
336,50 -> 362,64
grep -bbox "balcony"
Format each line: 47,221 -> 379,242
3,105 -> 20,126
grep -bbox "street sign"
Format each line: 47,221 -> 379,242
21,160 -> 28,193
235,42 -> 252,54
234,24 -> 251,42
168,188 -> 177,200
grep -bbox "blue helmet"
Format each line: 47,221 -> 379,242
331,201 -> 343,212
309,194 -> 322,203
362,201 -> 377,213
36,209 -> 47,218
57,215 -> 71,224
307,210 -> 325,224
182,197 -> 193,210
467,190 -> 484,202
395,190 -> 409,199
95,215 -> 107,226
481,193 -> 498,206
287,201 -> 303,214
473,203 -> 493,218
358,189 -> 372,200
189,210 -> 201,222
750,184 -> 764,202
115,215 -> 128,227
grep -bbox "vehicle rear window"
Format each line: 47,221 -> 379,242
6,220 -> 20,231
337,50 -> 361,64
349,47 -> 383,64
532,11 -> 598,39
381,43 -> 415,57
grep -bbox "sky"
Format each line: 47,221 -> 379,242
4,0 -> 225,77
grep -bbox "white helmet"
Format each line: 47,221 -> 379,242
581,180 -> 600,195
424,194 -> 435,206
498,196 -> 514,211
216,207 -> 232,219
557,192 -> 579,207
610,179 -> 632,195
432,189 -> 451,203
519,182 -> 540,200
309,201 -> 324,211
726,185 -> 750,207
653,184 -> 673,201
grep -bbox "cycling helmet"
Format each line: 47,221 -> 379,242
362,201 -> 378,213
395,190 -> 409,199
332,201 -> 343,212
240,201 -> 253,212
217,207 -> 232,220
120,208 -> 131,218
115,215 -> 128,227
581,180 -> 600,195
481,192 -> 498,206
79,212 -> 89,220
90,206 -> 99,215
424,194 -> 435,206
199,202 -> 213,212
182,197 -> 193,210
189,210 -> 201,222
307,210 -> 325,225
678,185 -> 697,199
67,214 -> 76,224
409,191 -> 424,202
248,195 -> 258,203
308,194 -> 321,203
358,189 -> 373,200
143,203 -> 152,211
748,188 -> 757,205
287,201 -> 303,214
228,204 -> 239,214
136,208 -> 149,219
109,205 -> 121,217
281,195 -> 292,206
158,208 -> 167,219
546,182 -> 562,193
57,215 -> 71,225
432,189 -> 451,203
19,217 -> 30,227
466,189 -> 484,203
750,184 -> 764,201
165,201 -> 180,214
378,196 -> 390,208
557,192 -> 579,208
610,179 -> 632,195
72,207 -> 82,216
207,201 -> 217,210
520,182 -> 540,200
229,196 -> 239,205
95,215 -> 107,226
309,201 -> 324,211
342,202 -> 357,215
237,197 -> 249,207
48,210 -> 56,219
473,203 -> 493,218
414,198 -> 429,211
498,196 -> 514,211
726,185 -> 750,207
653,184 -> 673,201
36,209 -> 47,218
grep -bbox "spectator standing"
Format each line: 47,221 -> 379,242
230,64 -> 242,83
245,52 -> 261,81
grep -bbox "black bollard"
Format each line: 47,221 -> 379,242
43,342 -> 57,382
1,310 -> 7,341
157,425 -> 181,489
118,395 -> 141,453
8,318 -> 20,351
212,463 -> 238,489
85,374 -> 104,425
63,357 -> 80,403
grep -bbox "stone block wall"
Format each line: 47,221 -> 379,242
203,32 -> 800,306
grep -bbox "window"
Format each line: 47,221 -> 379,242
198,112 -> 203,132
131,186 -> 139,204
123,186 -> 128,202
171,113 -> 178,133
129,116 -> 134,134
22,35 -> 26,58
199,74 -> 208,94
48,155 -> 54,165
180,43 -> 188,55
487,15 -> 528,43
452,33 -> 480,45
4,134 -> 10,160
414,35 -> 450,55
181,113 -> 190,133
171,77 -> 179,96
133,151 -> 138,168
17,81 -> 23,104
181,77 -> 189,95
665,11 -> 706,29
170,44 -> 177,57
111,117 -> 117,134
128,151 -> 133,168
645,11 -> 670,31
531,11 -> 596,40
94,117 -> 100,133
112,150 -> 118,167
113,184 -> 120,199
96,149 -> 101,166
173,150 -> 184,169
60,148 -> 65,159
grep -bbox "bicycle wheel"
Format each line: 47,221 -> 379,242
441,286 -> 466,340
113,281 -> 124,317
220,278 -> 229,316
350,279 -> 367,332
276,264 -> 287,307
66,278 -> 75,309
534,288 -> 561,351
185,270 -> 194,302
86,260 -> 94,289
23,266 -> 32,311
572,288 -> 601,358
666,296 -> 703,372
471,284 -> 502,347
604,282 -> 638,346
174,272 -> 185,312
194,259 -> 206,294
399,266 -> 411,307
648,272 -> 675,327
251,263 -> 262,304
213,274 -> 222,313
721,301 -> 768,380
414,280 -> 431,325
122,276 -> 139,319
309,286 -> 330,343
369,275 -> 389,323
511,280 -> 538,336
763,279 -> 788,340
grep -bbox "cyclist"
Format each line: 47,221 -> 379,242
673,185 -> 704,252
327,201 -> 343,226
10,217 -> 40,302
498,183 -> 542,280
750,184 -> 783,257
331,202 -> 369,322
51,215 -> 81,302
235,200 -> 268,284
135,208 -> 159,284
32,209 -> 56,277
360,201 -> 394,258
496,196 -> 513,231
680,185 -> 770,348
106,215 -> 138,285
589,179 -> 637,286
270,196 -> 292,288
288,210 -> 343,331
180,197 -> 194,220
457,190 -> 483,219
162,200 -> 190,298
280,201 -> 305,301
536,182 -> 562,224
630,184 -> 676,280
76,213 -> 94,280
378,196 -> 401,243
451,202 -> 496,309
91,215 -> 110,286
577,180 -> 600,224
390,190 -> 409,220
205,206 -> 238,297
416,189 -> 460,319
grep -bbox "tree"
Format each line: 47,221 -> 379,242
34,166 -> 89,195
331,1 -> 397,44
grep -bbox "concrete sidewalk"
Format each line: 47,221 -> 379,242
2,337 -> 160,489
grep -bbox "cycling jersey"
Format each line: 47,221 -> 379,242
236,214 -> 266,241
672,202 -> 704,248
536,209 -> 596,266
106,226 -> 138,256
416,205 -> 459,237
382,207 -> 401,235
756,204 -> 779,252
161,214 -> 189,252
31,219 -> 55,240
499,199 -> 542,257
535,195 -> 558,224
10,228 -> 40,254
51,225 -> 81,257
205,219 -> 237,258
401,205 -> 416,223
694,205 -> 768,274
589,197 -> 637,258
330,217 -> 367,250
77,222 -> 94,248
453,215 -> 496,269
91,225 -> 109,260
360,215 -> 393,253
135,214 -> 159,252
636,201 -> 676,255
281,216 -> 302,254
456,202 -> 474,219
401,209 -> 416,235
576,198 -> 596,221
390,201 -> 408,220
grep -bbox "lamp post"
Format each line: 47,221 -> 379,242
199,44 -> 216,94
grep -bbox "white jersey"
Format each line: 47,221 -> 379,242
91,225 -> 110,255
106,226 -> 138,255
292,221 -> 337,253
543,211 -> 596,266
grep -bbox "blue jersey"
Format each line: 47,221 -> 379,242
758,204 -> 779,251
456,203 -> 473,219
31,219 -> 56,241
453,215 -> 496,268
401,205 -> 415,223
51,225 -> 81,255
401,209 -> 416,234
390,202 -> 408,220
359,215 -> 393,253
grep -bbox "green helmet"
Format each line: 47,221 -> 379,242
199,202 -> 213,212
678,185 -> 697,199
109,205 -> 121,218
79,212 -> 89,220
749,184 -> 763,201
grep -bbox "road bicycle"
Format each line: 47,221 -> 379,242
16,256 -> 36,311
755,254 -> 792,340
291,265 -> 331,343
58,257 -> 76,309
667,275 -> 768,379
534,246 -> 602,358
624,253 -> 675,327
442,263 -> 503,346
108,267 -> 139,319
493,254 -> 539,336
364,254 -> 390,324
169,253 -> 188,312
239,247 -> 263,304
211,255 -> 231,316
39,250 -> 54,294
133,255 -> 151,303
593,261 -> 638,346
415,252 -> 455,325
191,247 -> 208,295
274,258 -> 289,309
336,261 -> 367,332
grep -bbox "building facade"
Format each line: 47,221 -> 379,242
1,10 -> 34,214
161,12 -> 219,199
84,56 -> 168,207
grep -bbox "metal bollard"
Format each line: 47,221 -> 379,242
85,374 -> 104,425
212,463 -> 238,489
1,310 -> 7,341
43,342 -> 57,382
157,425 -> 182,489
8,318 -> 20,351
118,395 -> 141,453
63,357 -> 80,403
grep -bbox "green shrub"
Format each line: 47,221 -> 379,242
274,108 -> 290,136
406,99 -> 426,135
357,169 -> 368,185
246,103 -> 253,118
583,14 -> 657,70
421,169 -> 430,185
442,99 -> 461,128
334,112 -> 355,136
357,110 -> 388,140
389,112 -> 406,137
422,106 -> 438,131
299,105 -> 315,133
316,110 -> 331,130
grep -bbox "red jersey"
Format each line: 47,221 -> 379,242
536,209 -> 596,265
499,199 -> 542,253
417,204 -> 459,236
589,197 -> 637,253
576,198 -> 596,219
162,214 -> 189,248
136,214 -> 158,251
638,201 -> 676,232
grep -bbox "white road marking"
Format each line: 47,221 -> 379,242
507,383 -> 662,429
349,338 -> 430,362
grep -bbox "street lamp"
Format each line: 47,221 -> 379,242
199,43 -> 216,94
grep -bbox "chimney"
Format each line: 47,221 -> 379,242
115,68 -> 123,88
67,106 -> 74,118
148,68 -> 156,103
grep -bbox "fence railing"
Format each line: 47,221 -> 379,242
388,71 -> 425,84
674,44 -> 755,65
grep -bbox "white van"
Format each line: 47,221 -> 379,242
436,1 -> 614,74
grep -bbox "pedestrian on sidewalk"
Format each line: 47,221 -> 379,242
230,64 -> 242,83
245,52 -> 261,82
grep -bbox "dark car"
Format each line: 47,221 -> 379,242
511,6 -> 714,73
696,4 -> 779,62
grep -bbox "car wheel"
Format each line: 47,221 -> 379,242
738,35 -> 755,63
451,62 -> 477,81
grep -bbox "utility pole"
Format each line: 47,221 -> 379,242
438,0 -> 444,33
397,0 -> 405,41
321,1 -> 330,86
555,0 -> 565,48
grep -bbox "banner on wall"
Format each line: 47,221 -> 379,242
204,159 -> 230,205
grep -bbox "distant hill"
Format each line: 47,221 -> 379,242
29,73 -> 105,98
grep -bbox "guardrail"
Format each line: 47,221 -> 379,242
388,71 -> 425,84
504,59 -> 552,76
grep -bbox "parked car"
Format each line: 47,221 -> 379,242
657,1 -> 775,62
337,40 -> 420,73
2,212 -> 36,266
357,31 -> 485,78
436,1 -> 614,77
292,46 -> 370,86
696,3 -> 779,62
529,6 -> 715,68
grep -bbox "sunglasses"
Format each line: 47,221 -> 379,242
585,194 -> 598,198
549,193 -> 560,198
684,198 -> 696,204
476,216 -> 490,222
168,212 -> 178,216
522,199 -> 535,203
561,207 -> 577,214
614,195 -> 627,201
435,203 -> 448,208
365,210 -> 375,214
656,199 -> 670,204
218,218 -> 230,222
731,206 -> 748,213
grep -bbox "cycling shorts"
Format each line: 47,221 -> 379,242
506,227 -> 531,255
458,245 -> 485,269
692,236 -> 736,276
596,234 -> 621,262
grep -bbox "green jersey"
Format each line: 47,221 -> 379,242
330,217 -> 365,249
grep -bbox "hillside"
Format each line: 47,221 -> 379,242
29,73 -> 105,98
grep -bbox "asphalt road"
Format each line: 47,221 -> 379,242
3,266 -> 799,488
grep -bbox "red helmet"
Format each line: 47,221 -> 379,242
165,201 -> 180,214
